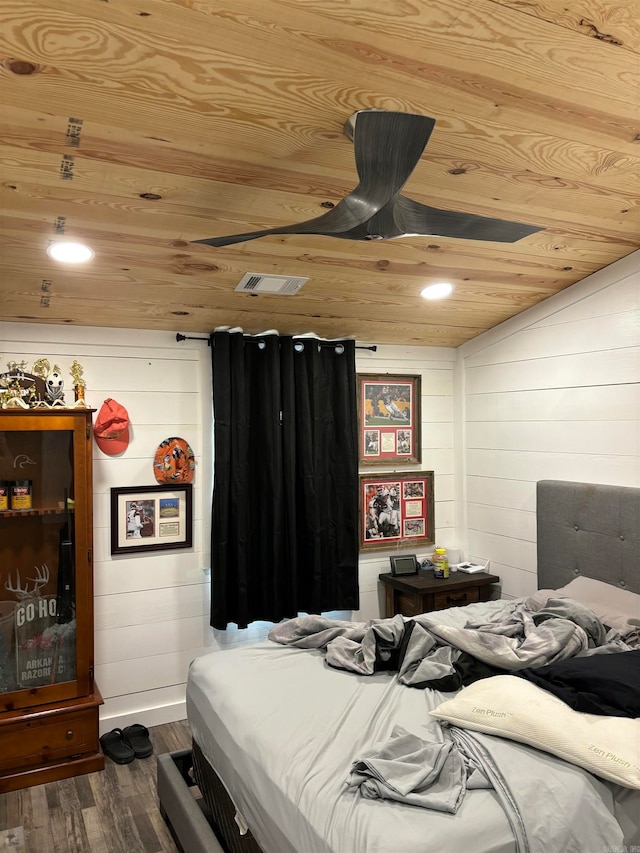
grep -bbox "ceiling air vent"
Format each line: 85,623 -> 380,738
235,273 -> 308,295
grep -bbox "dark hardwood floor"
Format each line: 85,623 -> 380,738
0,720 -> 192,853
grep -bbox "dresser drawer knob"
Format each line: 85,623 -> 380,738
66,730 -> 74,740
446,594 -> 468,604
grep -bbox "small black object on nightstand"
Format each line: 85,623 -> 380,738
389,554 -> 418,576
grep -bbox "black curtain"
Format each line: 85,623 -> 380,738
209,330 -> 360,629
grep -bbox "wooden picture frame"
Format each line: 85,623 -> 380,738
358,374 -> 421,464
110,484 -> 193,555
360,471 -> 435,551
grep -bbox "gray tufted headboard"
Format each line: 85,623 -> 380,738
537,480 -> 640,595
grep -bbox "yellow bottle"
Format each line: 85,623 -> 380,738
433,547 -> 449,579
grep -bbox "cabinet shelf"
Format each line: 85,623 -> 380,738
1,506 -> 75,518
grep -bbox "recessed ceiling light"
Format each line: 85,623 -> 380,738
420,282 -> 454,300
46,242 -> 95,263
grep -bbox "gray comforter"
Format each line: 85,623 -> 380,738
269,598 -> 630,687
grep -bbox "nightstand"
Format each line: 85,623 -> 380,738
378,571 -> 500,618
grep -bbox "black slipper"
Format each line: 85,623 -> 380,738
122,723 -> 153,759
100,728 -> 135,764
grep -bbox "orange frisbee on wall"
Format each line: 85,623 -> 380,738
153,436 -> 195,484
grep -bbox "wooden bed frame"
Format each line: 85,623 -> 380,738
157,479 -> 640,853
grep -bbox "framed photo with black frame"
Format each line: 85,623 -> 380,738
358,374 -> 421,464
110,483 -> 193,555
360,471 -> 435,552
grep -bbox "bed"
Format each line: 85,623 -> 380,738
159,480 -> 640,853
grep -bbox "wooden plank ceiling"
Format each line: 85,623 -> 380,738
1,0 -> 638,347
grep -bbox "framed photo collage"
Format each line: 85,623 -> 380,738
357,374 -> 434,552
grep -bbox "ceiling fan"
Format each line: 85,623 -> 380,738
192,109 -> 543,248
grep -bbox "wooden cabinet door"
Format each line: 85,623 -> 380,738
0,410 -> 95,712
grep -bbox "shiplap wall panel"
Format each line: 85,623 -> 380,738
467,421 -> 638,456
434,474 -> 454,502
458,253 -> 640,598
93,423 -> 203,455
466,385 -> 638,422
464,278 -> 639,368
466,348 -> 638,394
435,501 -> 455,530
419,449 -> 454,472
421,422 -> 452,448
469,530 -> 538,576
357,349 -> 456,368
466,476 -> 535,511
87,359 -> 200,393
467,448 -> 638,483
487,564 -> 539,600
96,615 -> 209,665
0,353 -> 202,394
1,324 -> 454,731
93,449 -> 202,494
96,647 -> 212,697
524,271 -> 640,329
0,325 -> 197,360
467,503 -> 536,543
102,684 -> 188,728
423,396 -> 454,422
463,313 -> 639,364
94,550 -> 207,596
95,584 -> 209,631
106,393 -> 202,425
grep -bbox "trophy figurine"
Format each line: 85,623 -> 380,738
70,360 -> 87,406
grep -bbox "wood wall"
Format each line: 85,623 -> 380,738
458,250 -> 640,598
2,0 -> 639,344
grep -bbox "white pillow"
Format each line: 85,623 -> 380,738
431,675 -> 640,789
525,577 -> 640,632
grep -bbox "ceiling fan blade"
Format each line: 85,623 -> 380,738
393,195 -> 543,242
191,227 -> 304,248
345,110 -> 435,221
191,189 -> 382,247
192,191 -> 542,247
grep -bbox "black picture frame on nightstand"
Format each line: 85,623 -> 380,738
390,554 -> 418,576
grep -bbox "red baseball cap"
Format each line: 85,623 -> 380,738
94,399 -> 130,455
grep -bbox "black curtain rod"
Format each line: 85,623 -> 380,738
175,333 -> 376,351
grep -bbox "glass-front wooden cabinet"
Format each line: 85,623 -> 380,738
0,409 -> 103,792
